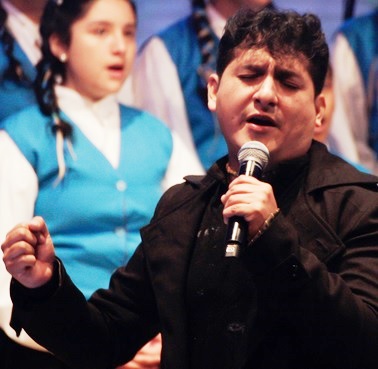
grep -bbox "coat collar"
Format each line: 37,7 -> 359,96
305,141 -> 378,192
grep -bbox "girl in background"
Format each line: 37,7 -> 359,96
0,0 -> 189,367
0,0 -> 47,121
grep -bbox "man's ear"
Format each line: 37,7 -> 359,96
314,93 -> 326,129
49,33 -> 68,60
207,73 -> 220,112
313,93 -> 327,142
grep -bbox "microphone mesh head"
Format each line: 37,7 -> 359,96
237,141 -> 270,169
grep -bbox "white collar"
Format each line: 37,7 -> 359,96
55,85 -> 121,168
55,85 -> 119,125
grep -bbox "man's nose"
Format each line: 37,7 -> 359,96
253,76 -> 278,110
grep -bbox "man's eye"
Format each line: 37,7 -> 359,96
282,81 -> 299,90
239,74 -> 258,80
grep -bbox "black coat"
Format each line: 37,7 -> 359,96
11,141 -> 378,369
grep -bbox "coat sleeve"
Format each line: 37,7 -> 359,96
10,246 -> 159,369
8,181 -> 192,369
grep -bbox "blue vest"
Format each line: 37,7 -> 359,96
0,40 -> 37,122
155,17 -> 227,170
340,10 -> 378,154
3,104 -> 172,298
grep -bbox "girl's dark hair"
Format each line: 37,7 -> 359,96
191,0 -> 216,76
217,8 -> 329,96
34,0 -> 137,136
34,0 -> 92,137
0,4 -> 31,85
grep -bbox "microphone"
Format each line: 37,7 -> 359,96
225,141 -> 270,257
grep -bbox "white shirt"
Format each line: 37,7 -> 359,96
2,0 -> 41,65
329,33 -> 378,175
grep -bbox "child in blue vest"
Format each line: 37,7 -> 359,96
0,0 -> 184,367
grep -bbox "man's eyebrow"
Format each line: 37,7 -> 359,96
239,63 -> 266,72
274,68 -> 302,80
237,62 -> 305,81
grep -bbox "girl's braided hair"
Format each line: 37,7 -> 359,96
191,0 -> 217,102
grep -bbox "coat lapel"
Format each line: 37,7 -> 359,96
140,174 -> 220,368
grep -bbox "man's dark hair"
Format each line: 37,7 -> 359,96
217,8 -> 329,96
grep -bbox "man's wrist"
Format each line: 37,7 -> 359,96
11,258 -> 62,302
248,208 -> 280,245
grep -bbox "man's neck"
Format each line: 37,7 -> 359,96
6,0 -> 47,24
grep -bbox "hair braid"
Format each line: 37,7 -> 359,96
34,1 -> 71,137
34,52 -> 73,184
34,56 -> 72,138
191,0 -> 217,102
33,1 -> 76,184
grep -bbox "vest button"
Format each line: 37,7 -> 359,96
115,227 -> 126,237
116,180 -> 127,192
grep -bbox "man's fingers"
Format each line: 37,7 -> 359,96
2,224 -> 37,250
28,216 -> 50,236
3,253 -> 36,275
2,240 -> 36,260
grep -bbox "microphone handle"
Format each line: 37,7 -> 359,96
225,159 -> 263,257
225,216 -> 247,257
